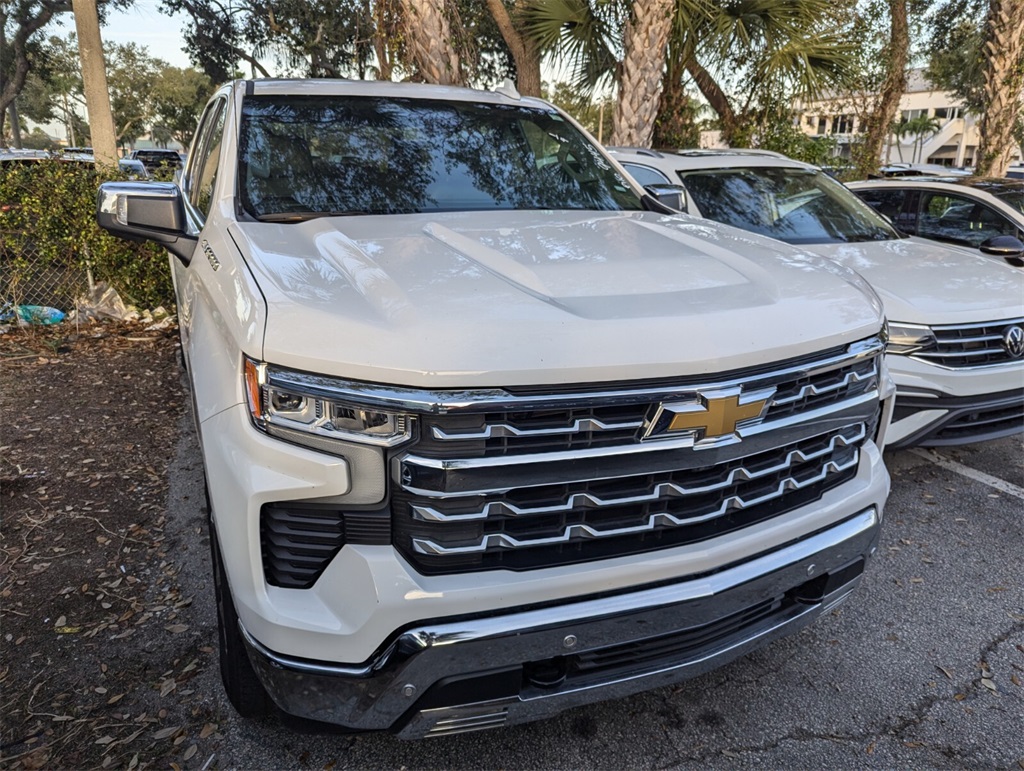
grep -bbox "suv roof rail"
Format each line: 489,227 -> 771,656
606,147 -> 664,158
673,148 -> 790,159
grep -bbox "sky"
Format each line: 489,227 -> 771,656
51,0 -> 194,70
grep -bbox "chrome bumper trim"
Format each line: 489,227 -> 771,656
242,507 -> 880,738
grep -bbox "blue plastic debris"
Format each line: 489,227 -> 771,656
0,304 -> 66,325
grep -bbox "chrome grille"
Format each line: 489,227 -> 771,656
412,343 -> 880,460
394,337 -> 884,574
912,318 -> 1024,368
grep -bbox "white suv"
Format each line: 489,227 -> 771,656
97,81 -> 893,738
611,148 -> 1024,449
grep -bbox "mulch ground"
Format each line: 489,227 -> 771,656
1,322 -> 224,769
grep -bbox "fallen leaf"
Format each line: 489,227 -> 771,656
183,744 -> 198,760
153,725 -> 180,740
159,679 -> 176,697
55,626 -> 82,634
866,742 -> 875,755
936,666 -> 953,680
982,678 -> 997,692
107,693 -> 125,705
127,755 -> 139,771
954,693 -> 966,701
55,615 -> 66,627
165,624 -> 188,634
199,723 -> 217,739
95,735 -> 116,745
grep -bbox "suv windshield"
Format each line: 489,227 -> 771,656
238,95 -> 642,219
678,167 -> 900,244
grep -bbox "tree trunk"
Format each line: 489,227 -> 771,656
0,1 -> 69,140
611,0 -> 674,147
398,0 -> 464,86
8,103 -> 23,148
852,0 -> 909,179
975,0 -> 1024,177
484,0 -> 541,97
72,0 -> 118,166
685,58 -> 737,145
652,60 -> 697,149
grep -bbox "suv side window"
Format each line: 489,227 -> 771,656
855,189 -> 905,221
917,191 -> 1016,248
854,189 -> 916,233
189,99 -> 227,221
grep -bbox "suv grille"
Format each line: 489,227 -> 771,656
912,318 -> 1024,368
394,338 -> 883,575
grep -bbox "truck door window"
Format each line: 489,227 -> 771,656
189,99 -> 226,221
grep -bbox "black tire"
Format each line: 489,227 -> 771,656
207,497 -> 274,718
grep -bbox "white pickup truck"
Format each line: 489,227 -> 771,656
97,79 -> 893,738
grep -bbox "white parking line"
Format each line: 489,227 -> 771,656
909,448 -> 1024,502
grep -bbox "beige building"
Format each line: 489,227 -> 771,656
794,68 -> 1020,168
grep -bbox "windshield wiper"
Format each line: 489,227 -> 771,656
843,232 -> 894,243
254,210 -> 377,222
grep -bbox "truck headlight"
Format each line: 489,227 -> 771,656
244,358 -> 413,449
885,322 -> 936,355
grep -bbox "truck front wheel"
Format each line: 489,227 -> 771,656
208,504 -> 273,718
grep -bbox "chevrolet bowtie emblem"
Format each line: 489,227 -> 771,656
643,388 -> 775,445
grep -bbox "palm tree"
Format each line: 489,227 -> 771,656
903,114 -> 941,163
485,0 -> 543,96
150,124 -> 174,149
613,0 -> 675,145
525,0 -> 860,148
975,0 -> 1024,177
852,0 -> 909,179
398,0 -> 465,85
678,0 -> 860,146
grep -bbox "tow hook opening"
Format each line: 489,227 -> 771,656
789,558 -> 866,604
523,656 -> 569,689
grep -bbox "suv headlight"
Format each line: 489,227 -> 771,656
886,322 -> 936,355
244,358 -> 413,450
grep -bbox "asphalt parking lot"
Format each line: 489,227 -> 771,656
169,425 -> 1024,769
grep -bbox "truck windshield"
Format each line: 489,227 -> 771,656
238,95 -> 642,219
678,167 -> 901,244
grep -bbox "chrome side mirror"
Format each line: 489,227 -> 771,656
96,182 -> 196,263
643,184 -> 687,212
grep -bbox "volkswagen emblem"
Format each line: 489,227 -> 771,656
1003,325 -> 1024,359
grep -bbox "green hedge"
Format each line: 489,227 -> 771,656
0,160 -> 174,310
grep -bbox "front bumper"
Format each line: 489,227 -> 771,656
885,356 -> 1024,447
887,387 -> 1024,448
243,507 -> 880,738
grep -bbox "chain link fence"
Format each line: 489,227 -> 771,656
1,245 -> 91,313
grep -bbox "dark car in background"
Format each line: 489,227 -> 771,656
128,148 -> 184,176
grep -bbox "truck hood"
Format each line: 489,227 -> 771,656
807,238 -> 1024,326
232,210 -> 882,387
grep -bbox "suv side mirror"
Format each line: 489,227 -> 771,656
643,184 -> 687,211
979,235 -> 1024,267
97,182 -> 197,263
